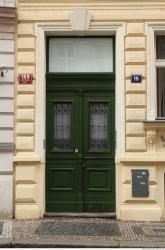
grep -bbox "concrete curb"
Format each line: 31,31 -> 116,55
1,238 -> 165,248
0,238 -> 164,248
119,241 -> 165,248
12,239 -> 119,248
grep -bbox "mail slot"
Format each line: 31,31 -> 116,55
132,169 -> 149,197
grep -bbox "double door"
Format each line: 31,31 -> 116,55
46,88 -> 115,212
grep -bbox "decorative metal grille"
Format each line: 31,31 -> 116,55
54,104 -> 71,150
90,103 -> 108,150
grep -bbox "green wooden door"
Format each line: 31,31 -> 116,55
46,93 -> 83,212
46,76 -> 115,212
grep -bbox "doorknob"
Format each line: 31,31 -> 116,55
82,163 -> 86,167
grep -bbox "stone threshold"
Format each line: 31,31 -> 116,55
44,212 -> 116,218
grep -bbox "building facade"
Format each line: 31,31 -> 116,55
14,0 -> 165,221
0,0 -> 15,218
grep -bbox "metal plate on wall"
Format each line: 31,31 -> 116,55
132,169 -> 149,197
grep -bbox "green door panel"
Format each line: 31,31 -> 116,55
46,161 -> 83,212
83,161 -> 115,212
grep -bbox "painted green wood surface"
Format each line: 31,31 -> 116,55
46,76 -> 115,212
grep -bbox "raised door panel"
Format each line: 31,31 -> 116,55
46,162 -> 83,212
83,161 -> 115,212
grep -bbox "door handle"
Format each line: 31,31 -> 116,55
82,163 -> 86,167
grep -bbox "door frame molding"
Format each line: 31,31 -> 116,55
35,20 -> 126,212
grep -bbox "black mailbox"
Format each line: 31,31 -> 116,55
132,169 -> 149,197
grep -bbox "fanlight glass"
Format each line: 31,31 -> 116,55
49,38 -> 113,73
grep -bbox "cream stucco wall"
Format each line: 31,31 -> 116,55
14,0 -> 165,221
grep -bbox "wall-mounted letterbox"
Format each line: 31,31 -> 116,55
132,169 -> 149,197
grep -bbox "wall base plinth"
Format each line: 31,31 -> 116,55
119,204 -> 162,221
15,204 -> 41,219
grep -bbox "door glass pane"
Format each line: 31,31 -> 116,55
49,38 -> 113,73
90,103 -> 108,150
157,68 -> 165,117
156,36 -> 165,59
54,103 -> 71,150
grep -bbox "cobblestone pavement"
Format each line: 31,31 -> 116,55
12,217 -> 165,242
0,217 -> 165,247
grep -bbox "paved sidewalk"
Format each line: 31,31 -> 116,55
0,217 -> 165,247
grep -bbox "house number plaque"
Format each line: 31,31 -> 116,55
18,74 -> 33,84
131,74 -> 142,83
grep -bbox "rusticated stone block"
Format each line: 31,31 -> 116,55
126,79 -> 146,92
16,166 -> 37,184
126,122 -> 145,136
18,37 -> 35,50
16,123 -> 34,135
17,109 -> 34,121
126,65 -> 146,78
120,204 -> 162,221
17,95 -> 34,108
126,94 -> 145,107
126,137 -> 146,151
17,84 -> 35,93
125,51 -> 146,64
18,23 -> 34,36
16,136 -> 34,151
16,184 -> 37,203
17,65 -> 35,75
127,23 -> 144,35
126,108 -> 146,121
0,130 -> 13,143
18,51 -> 35,64
0,100 -> 14,112
125,36 -> 146,49
15,204 -> 41,219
